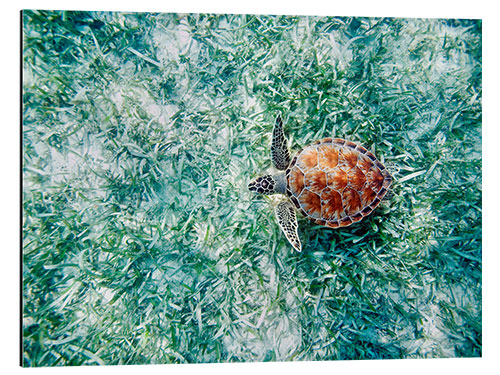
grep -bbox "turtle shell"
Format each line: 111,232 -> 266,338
285,138 -> 392,228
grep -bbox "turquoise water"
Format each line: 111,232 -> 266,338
23,11 -> 481,365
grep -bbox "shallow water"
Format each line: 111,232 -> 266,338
22,11 -> 481,365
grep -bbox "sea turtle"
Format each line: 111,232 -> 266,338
248,115 -> 392,252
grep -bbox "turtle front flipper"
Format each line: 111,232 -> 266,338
271,115 -> 291,170
275,200 -> 302,252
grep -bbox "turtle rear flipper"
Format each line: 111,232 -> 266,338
271,115 -> 291,170
275,200 -> 302,252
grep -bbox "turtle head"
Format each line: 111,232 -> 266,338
248,173 -> 286,195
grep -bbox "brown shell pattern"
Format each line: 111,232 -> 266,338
285,138 -> 392,228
